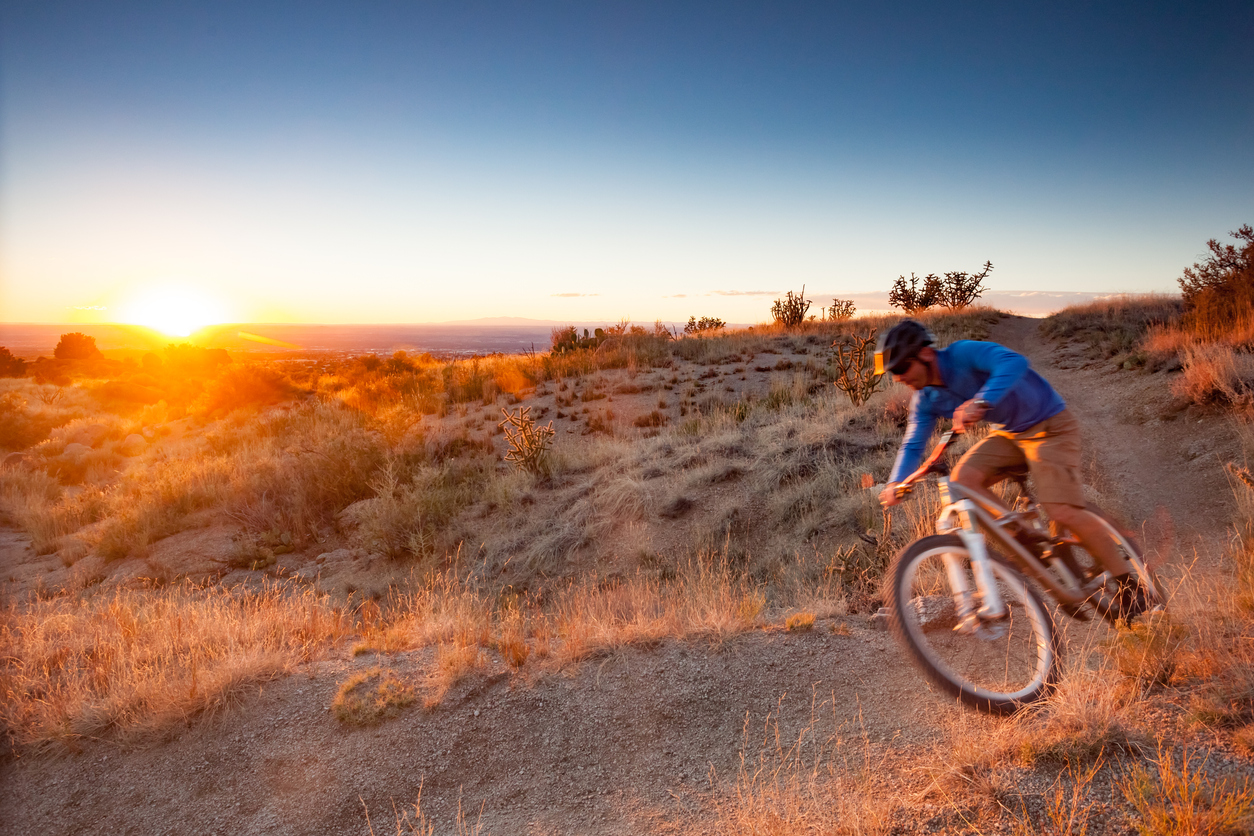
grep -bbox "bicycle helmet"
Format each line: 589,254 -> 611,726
875,319 -> 935,376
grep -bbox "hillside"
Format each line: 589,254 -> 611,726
2,311 -> 1252,835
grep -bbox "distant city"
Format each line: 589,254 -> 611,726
0,322 -> 696,359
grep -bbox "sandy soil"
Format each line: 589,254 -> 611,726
0,315 -> 1243,835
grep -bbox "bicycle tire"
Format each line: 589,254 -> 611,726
887,534 -> 1060,714
1055,507 -> 1161,624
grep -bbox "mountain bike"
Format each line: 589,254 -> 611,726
885,430 -> 1162,714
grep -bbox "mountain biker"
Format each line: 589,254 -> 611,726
875,319 -> 1135,585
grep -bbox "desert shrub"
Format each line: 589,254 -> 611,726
90,379 -> 165,410
227,402 -> 389,532
785,611 -> 815,632
889,272 -> 943,313
771,288 -> 811,327
195,364 -> 299,415
890,262 -> 992,313
332,667 -> 415,725
633,410 -> 668,428
0,468 -> 110,554
1121,745 -> 1254,834
823,299 -> 856,321
0,347 -> 27,378
53,332 -> 101,361
0,392 -> 52,451
937,261 -> 993,309
350,456 -> 491,559
444,358 -> 491,403
94,401 -> 388,559
1179,224 -> 1254,337
550,326 -> 609,354
1106,611 -> 1189,687
685,316 -> 726,334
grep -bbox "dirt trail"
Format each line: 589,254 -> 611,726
991,315 -> 1237,568
1,316 -> 1243,835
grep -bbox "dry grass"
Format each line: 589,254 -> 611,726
332,666 -> 416,725
0,582 -> 356,751
1121,745 -> 1254,835
1172,344 -> 1254,407
784,611 -> 816,632
1040,294 -> 1183,363
364,782 -> 484,836
704,699 -> 900,835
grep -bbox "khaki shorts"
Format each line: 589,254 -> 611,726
958,409 -> 1085,507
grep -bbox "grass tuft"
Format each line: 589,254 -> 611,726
784,611 -> 815,632
332,667 -> 416,725
1121,745 -> 1254,835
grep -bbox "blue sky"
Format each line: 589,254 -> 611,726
2,1 -> 1252,325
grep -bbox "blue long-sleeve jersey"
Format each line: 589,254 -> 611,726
888,340 -> 1067,483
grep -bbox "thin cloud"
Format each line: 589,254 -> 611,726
550,293 -> 599,297
708,289 -> 778,296
664,294 -> 688,298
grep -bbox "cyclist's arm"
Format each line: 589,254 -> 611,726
965,341 -> 1029,407
888,395 -> 938,484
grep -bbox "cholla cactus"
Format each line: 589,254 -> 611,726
771,286 -> 811,327
499,406 -> 556,474
831,329 -> 884,406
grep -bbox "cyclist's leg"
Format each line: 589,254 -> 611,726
1017,410 -> 1135,578
1043,503 -> 1132,576
950,432 -> 1024,506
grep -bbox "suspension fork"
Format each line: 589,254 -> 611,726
939,497 -> 1007,621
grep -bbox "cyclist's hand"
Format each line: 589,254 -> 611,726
953,399 -> 989,432
880,482 -> 902,508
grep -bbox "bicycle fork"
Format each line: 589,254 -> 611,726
939,498 -> 1007,633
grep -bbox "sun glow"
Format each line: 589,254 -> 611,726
118,286 -> 232,337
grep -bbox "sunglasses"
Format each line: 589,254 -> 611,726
888,357 -> 917,376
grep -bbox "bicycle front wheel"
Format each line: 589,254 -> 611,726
887,534 -> 1060,714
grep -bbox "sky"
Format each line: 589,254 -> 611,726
1,1 -> 1252,328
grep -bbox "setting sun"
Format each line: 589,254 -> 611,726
117,286 -> 232,337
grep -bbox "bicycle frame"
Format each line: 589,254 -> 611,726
895,429 -> 1103,612
935,476 -> 1094,609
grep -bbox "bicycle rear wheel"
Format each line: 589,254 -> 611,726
887,534 -> 1060,714
1054,508 -> 1161,624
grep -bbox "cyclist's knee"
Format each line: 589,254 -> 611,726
950,462 -> 989,489
1042,502 -> 1085,527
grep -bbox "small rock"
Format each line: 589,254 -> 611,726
146,524 -> 243,579
292,566 -> 320,581
869,607 -> 891,631
336,499 -> 378,528
69,423 -> 110,448
62,442 -> 91,458
117,434 -> 147,457
2,452 -> 27,469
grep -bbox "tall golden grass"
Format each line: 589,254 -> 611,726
0,582 -> 356,751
